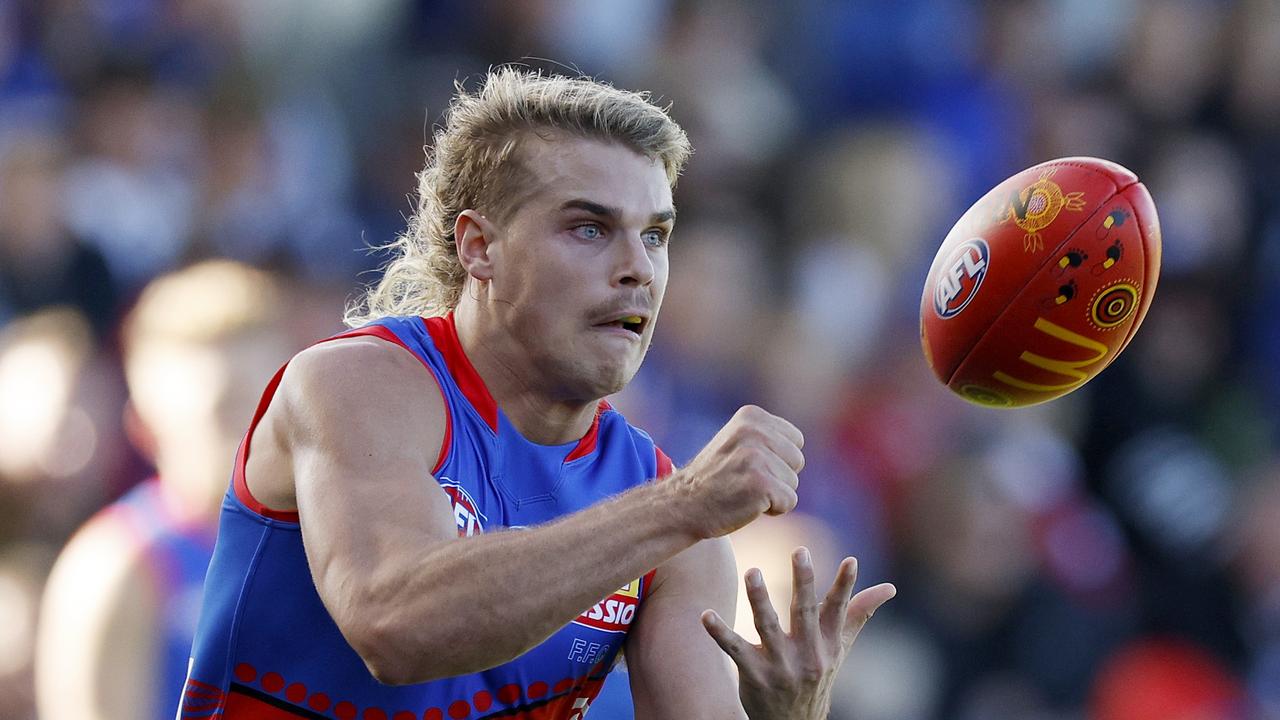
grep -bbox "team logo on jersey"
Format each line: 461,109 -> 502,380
573,578 -> 642,633
439,480 -> 486,536
934,238 -> 990,319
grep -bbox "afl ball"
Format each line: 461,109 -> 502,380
920,157 -> 1161,408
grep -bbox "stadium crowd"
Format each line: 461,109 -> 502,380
2,1 -> 1280,718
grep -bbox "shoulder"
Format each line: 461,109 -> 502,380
277,335 -> 446,447
43,507 -> 158,614
288,334 -> 425,384
284,335 -> 436,404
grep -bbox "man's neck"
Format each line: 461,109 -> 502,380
452,303 -> 597,446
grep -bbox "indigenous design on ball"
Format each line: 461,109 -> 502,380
1095,208 -> 1129,239
1054,248 -> 1088,277
933,238 -> 990,319
1092,239 -> 1123,275
1041,280 -> 1078,310
1002,169 -> 1086,252
1091,211 -> 1127,276
1090,282 -> 1139,329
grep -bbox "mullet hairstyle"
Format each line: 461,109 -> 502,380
344,67 -> 692,326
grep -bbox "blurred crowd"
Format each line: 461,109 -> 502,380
3,0 -> 1280,719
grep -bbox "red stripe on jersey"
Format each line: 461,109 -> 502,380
179,677 -> 227,717
221,688 -> 310,718
564,401 -> 611,463
233,364 -> 298,522
639,568 -> 659,601
655,447 -> 674,479
420,315 -> 616,462
492,676 -> 607,719
422,314 -> 498,432
211,678 -> 611,720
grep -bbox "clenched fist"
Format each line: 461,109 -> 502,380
667,405 -> 806,539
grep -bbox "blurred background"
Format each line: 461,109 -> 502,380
2,0 -> 1279,718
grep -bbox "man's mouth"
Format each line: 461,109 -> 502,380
597,315 -> 647,336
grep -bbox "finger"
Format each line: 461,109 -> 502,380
820,557 -> 859,637
744,568 -> 786,650
763,434 -> 805,474
772,415 -> 805,450
789,547 -> 820,644
746,419 -> 804,474
840,582 -> 897,649
738,405 -> 805,451
764,483 -> 798,516
701,609 -> 758,673
740,421 -> 804,476
761,450 -> 799,490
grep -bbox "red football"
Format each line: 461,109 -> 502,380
920,157 -> 1161,408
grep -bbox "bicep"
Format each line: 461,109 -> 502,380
281,340 -> 456,625
626,536 -> 745,720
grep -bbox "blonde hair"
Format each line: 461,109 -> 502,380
344,68 -> 692,326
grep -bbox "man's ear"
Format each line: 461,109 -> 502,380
455,209 -> 496,282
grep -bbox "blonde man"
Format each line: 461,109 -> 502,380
180,69 -> 894,720
36,261 -> 296,719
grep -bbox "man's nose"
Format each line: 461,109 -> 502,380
613,233 -> 655,287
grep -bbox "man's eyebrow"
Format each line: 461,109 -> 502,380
560,199 -> 619,220
560,199 -> 676,224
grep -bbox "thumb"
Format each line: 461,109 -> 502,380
840,583 -> 896,648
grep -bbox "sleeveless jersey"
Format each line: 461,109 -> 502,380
179,314 -> 674,720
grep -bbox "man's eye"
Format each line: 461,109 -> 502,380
574,224 -> 604,240
642,229 -> 668,247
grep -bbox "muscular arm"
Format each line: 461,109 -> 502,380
269,339 -> 708,684
627,537 -> 746,719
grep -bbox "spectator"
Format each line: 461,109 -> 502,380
34,261 -> 296,720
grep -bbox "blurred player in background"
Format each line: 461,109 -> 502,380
35,261 -> 296,720
177,68 -> 894,719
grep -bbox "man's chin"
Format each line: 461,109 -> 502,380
554,341 -> 646,400
575,360 -> 639,401
586,371 -> 632,400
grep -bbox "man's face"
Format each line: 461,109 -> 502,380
483,136 -> 675,401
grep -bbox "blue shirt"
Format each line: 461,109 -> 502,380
179,314 -> 671,720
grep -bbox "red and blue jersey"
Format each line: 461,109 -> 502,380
179,313 -> 673,720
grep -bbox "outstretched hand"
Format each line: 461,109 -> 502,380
700,549 -> 896,720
